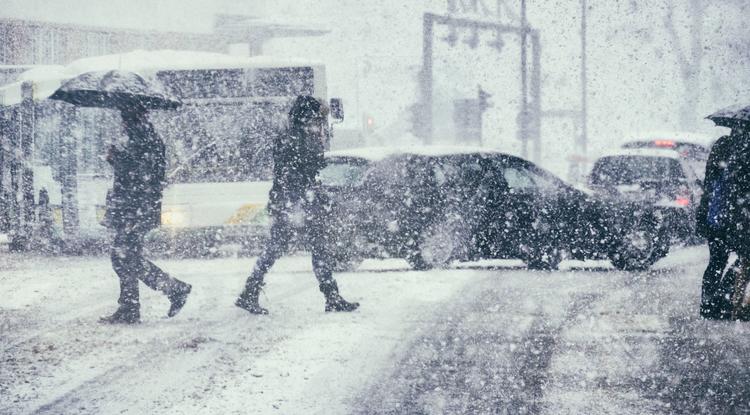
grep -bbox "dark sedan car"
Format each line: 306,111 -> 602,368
320,147 -> 669,271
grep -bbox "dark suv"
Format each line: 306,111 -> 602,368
321,147 -> 669,271
589,148 -> 704,242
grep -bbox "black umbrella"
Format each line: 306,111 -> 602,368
49,69 -> 181,110
706,104 -> 750,128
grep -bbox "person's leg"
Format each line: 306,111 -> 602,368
137,257 -> 192,317
729,256 -> 750,320
700,238 -> 731,319
236,215 -> 292,314
308,218 -> 359,312
131,228 -> 191,318
101,228 -> 142,323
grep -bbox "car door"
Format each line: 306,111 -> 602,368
508,159 -> 575,252
521,164 -> 582,249
319,156 -> 372,252
357,156 -> 407,253
497,161 -> 541,255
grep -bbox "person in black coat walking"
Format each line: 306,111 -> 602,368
696,129 -> 741,319
235,95 -> 359,314
726,128 -> 750,256
725,127 -> 750,318
100,103 -> 191,324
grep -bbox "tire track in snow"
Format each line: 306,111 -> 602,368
539,245 -> 721,414
355,269 -> 630,414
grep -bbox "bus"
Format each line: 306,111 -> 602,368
0,50 -> 343,253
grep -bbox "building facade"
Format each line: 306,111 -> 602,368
0,15 -> 327,68
0,17 -> 230,67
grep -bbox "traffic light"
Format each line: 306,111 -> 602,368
478,86 -> 492,111
363,114 -> 375,135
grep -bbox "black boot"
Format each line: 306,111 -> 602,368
167,282 -> 192,318
236,278 -> 268,315
100,304 -> 140,324
321,281 -> 359,312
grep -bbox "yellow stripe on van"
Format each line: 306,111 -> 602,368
53,207 -> 64,225
225,203 -> 265,225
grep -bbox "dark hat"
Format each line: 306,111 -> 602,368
289,95 -> 327,125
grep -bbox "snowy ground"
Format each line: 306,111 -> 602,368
2,246 -> 750,414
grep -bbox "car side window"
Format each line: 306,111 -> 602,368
525,168 -> 562,194
432,160 -> 464,187
503,167 -> 535,191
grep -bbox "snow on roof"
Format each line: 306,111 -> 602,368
400,145 -> 503,157
622,131 -> 718,147
597,148 -> 681,159
0,50 -> 323,106
63,50 -> 322,76
326,145 -> 505,162
17,65 -> 66,82
326,147 -> 402,161
0,65 -> 67,106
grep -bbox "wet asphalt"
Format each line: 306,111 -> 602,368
355,258 -> 750,415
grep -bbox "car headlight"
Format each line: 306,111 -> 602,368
161,206 -> 190,227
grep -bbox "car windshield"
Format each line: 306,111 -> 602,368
590,155 -> 684,186
319,159 -> 369,187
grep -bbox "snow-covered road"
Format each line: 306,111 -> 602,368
2,246 -> 750,414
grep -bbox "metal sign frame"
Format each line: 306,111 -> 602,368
418,12 -> 541,161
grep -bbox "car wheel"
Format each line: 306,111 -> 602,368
407,215 -> 468,271
609,211 -> 669,271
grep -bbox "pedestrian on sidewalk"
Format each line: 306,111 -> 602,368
100,102 -> 191,324
725,127 -> 750,319
235,95 -> 359,314
696,129 -> 740,320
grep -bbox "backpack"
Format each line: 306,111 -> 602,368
707,168 -> 730,230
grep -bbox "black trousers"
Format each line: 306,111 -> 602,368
700,237 -> 733,316
111,227 -> 181,307
246,207 -> 336,294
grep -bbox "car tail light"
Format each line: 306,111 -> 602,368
675,196 -> 690,207
654,139 -> 676,148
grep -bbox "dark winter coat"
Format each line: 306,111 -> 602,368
267,126 -> 328,216
726,133 -> 750,255
106,115 -> 166,232
696,134 -> 735,239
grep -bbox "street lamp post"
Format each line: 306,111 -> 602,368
580,0 -> 588,165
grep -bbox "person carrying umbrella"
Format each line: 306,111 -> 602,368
725,125 -> 750,319
696,127 -> 739,319
99,102 -> 192,324
701,105 -> 750,320
51,70 -> 191,324
235,95 -> 359,315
